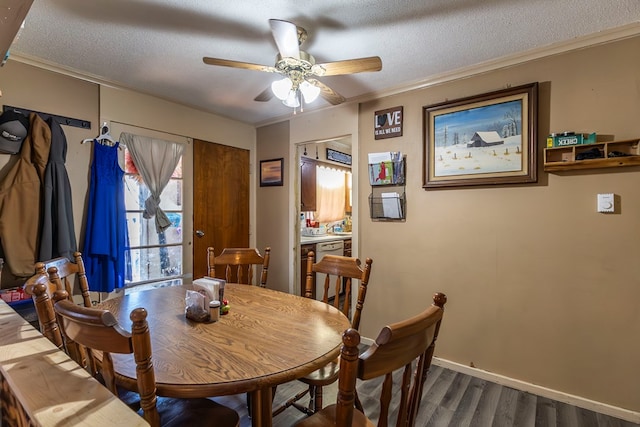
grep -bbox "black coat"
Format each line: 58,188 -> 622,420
38,117 -> 77,262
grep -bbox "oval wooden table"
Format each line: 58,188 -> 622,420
97,284 -> 350,427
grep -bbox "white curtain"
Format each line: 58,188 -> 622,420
315,166 -> 347,223
120,132 -> 184,233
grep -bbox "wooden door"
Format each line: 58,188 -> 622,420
193,140 -> 250,279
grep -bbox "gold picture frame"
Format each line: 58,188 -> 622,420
423,83 -> 538,189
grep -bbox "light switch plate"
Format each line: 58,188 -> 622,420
597,193 -> 615,213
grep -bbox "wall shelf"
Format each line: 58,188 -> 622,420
544,138 -> 640,172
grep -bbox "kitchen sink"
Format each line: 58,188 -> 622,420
301,227 -> 327,237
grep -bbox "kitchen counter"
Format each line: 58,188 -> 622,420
300,233 -> 352,244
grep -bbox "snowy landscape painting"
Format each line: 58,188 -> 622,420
423,83 -> 538,188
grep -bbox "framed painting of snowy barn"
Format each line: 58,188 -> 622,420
423,83 -> 538,189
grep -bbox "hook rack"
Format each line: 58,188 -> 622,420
2,105 -> 91,129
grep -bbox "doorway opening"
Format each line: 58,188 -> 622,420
295,136 -> 353,297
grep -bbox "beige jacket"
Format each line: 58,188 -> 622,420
0,113 -> 51,286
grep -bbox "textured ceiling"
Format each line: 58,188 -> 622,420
8,0 -> 640,126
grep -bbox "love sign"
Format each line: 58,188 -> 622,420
374,106 -> 403,140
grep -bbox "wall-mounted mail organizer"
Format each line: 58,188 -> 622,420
368,153 -> 406,221
368,151 -> 404,186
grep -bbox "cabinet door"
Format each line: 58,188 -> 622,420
343,239 -> 352,257
300,158 -> 317,211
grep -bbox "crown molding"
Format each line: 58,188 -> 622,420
354,22 -> 640,103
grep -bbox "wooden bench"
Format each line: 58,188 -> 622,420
0,299 -> 148,427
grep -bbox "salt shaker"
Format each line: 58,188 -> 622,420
209,300 -> 221,322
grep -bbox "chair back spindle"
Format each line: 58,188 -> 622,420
305,251 -> 372,329
37,251 -> 92,307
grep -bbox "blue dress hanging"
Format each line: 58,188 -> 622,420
83,140 -> 130,292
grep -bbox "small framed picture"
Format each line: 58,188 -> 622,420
260,158 -> 284,187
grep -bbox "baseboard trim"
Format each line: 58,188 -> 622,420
432,357 -> 640,424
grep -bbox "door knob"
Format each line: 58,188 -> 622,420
195,230 -> 205,238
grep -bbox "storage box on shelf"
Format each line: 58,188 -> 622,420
544,138 -> 640,172
0,286 -> 29,304
546,132 -> 597,148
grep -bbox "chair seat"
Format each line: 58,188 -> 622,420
298,359 -> 339,386
155,397 -> 240,427
295,404 -> 374,427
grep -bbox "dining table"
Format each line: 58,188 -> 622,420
96,283 -> 351,427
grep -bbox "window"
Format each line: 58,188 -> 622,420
123,148 -> 183,289
314,165 -> 351,223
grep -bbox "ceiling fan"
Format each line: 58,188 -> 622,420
203,19 -> 382,110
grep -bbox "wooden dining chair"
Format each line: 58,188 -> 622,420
36,251 -> 92,308
208,246 -> 273,412
273,251 -> 373,417
25,264 -> 96,369
295,292 -> 447,427
53,299 -> 241,427
23,272 -> 64,349
207,246 -> 271,287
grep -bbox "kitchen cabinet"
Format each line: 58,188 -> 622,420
343,239 -> 352,257
300,243 -> 316,297
300,157 -> 317,211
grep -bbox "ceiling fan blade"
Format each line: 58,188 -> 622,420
307,79 -> 345,105
269,19 -> 300,59
254,87 -> 274,102
203,57 -> 275,73
315,56 -> 382,76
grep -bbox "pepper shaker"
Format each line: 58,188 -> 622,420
209,300 -> 221,322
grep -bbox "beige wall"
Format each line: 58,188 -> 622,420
0,63 -> 256,287
256,122 -> 290,293
0,61 -> 98,287
357,36 -> 640,411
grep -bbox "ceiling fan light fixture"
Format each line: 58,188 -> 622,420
300,80 -> 320,103
282,90 -> 300,108
271,77 -> 293,100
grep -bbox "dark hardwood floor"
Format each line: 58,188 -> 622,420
214,364 -> 639,427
